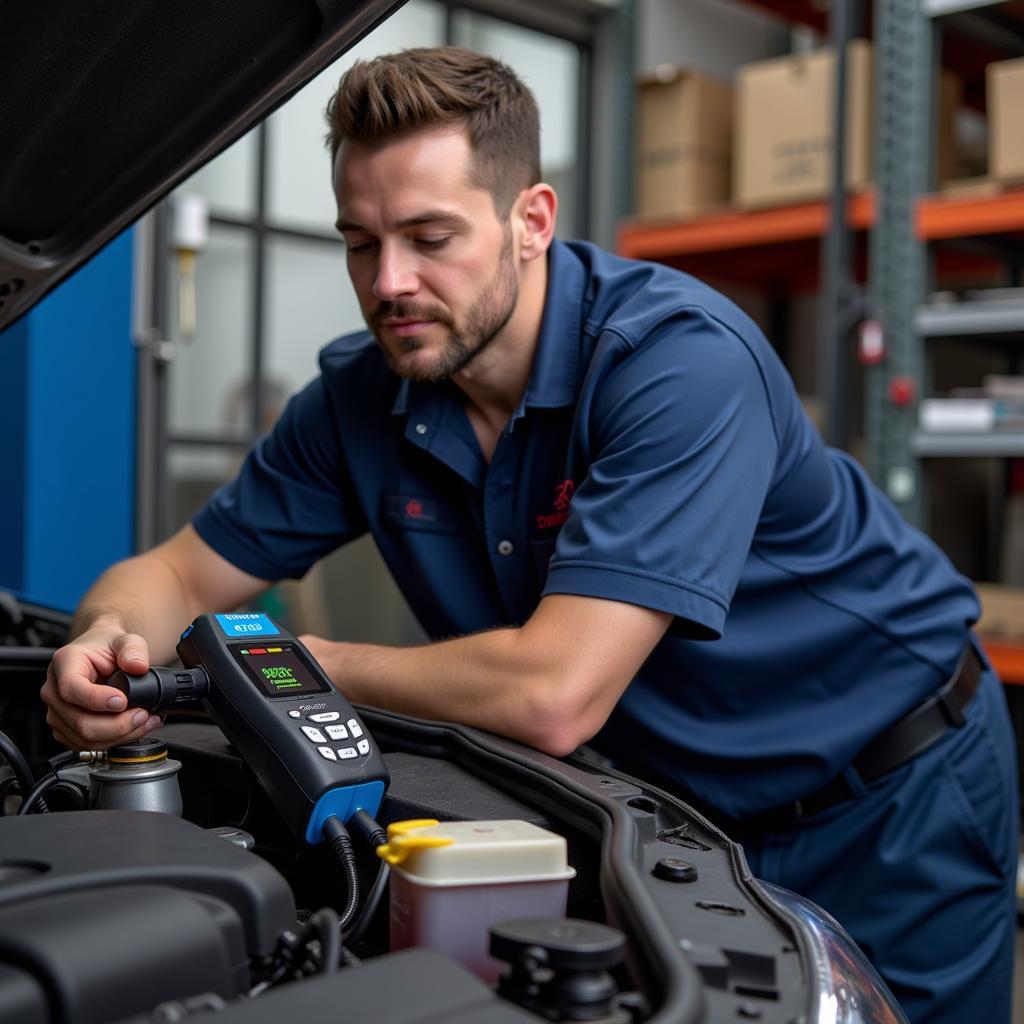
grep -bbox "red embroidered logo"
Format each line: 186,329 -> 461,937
405,499 -> 424,519
553,479 -> 574,511
536,480 -> 575,530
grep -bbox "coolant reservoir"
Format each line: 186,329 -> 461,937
379,818 -> 576,983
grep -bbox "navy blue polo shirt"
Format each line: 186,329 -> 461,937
194,239 -> 979,819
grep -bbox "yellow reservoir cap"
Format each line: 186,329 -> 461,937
377,819 -> 575,886
378,819 -> 453,865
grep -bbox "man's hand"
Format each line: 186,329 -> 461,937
40,622 -> 163,750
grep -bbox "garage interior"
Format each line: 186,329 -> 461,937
1,1 -> 1023,1022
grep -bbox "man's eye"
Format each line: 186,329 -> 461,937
346,239 -> 378,255
416,237 -> 450,250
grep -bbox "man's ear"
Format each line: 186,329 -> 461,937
515,183 -> 558,262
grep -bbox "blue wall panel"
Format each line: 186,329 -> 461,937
0,232 -> 136,611
0,317 -> 29,589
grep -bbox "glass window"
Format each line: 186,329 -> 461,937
168,226 -> 254,437
264,236 -> 362,397
181,127 -> 258,219
452,11 -> 582,237
167,445 -> 241,531
266,0 -> 447,232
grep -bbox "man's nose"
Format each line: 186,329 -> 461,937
373,245 -> 418,301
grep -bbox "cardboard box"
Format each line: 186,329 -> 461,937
974,583 -> 1024,642
634,67 -> 732,220
733,41 -> 959,209
734,41 -> 872,209
988,56 -> 1024,184
941,176 -> 1001,199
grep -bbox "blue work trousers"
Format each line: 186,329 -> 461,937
742,667 -> 1019,1024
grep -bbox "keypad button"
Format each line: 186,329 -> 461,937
337,746 -> 358,759
326,724 -> 349,740
357,739 -> 370,755
308,712 -> 340,723
318,746 -> 337,761
301,726 -> 327,743
287,710 -> 302,719
347,719 -> 363,738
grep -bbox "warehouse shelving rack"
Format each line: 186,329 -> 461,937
868,0 -> 1024,515
619,0 -> 1024,681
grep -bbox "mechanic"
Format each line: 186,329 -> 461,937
42,47 -> 1017,1024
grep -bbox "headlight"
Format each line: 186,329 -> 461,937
759,882 -> 908,1024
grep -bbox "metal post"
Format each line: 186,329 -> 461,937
133,204 -> 172,550
867,0 -> 933,525
818,0 -> 861,449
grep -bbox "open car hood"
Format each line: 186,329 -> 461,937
0,0 -> 406,332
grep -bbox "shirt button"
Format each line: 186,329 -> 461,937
497,540 -> 514,556
415,423 -> 428,435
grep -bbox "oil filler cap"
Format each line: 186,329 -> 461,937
108,737 -> 168,764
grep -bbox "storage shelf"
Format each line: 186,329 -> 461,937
917,188 -> 1024,239
618,195 -> 875,261
916,298 -> 1024,336
737,0 -> 1024,108
979,637 -> 1024,684
910,431 -> 1024,456
617,188 -> 1024,287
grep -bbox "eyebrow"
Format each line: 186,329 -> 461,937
335,210 -> 472,234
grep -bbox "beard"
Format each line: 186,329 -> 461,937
366,230 -> 519,382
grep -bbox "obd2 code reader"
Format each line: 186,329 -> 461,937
109,612 -> 389,845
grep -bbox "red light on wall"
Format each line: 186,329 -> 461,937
888,377 -> 916,407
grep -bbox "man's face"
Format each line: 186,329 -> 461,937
334,128 -> 520,382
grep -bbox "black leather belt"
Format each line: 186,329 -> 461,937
734,643 -> 984,835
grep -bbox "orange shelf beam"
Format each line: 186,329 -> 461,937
617,193 -> 876,262
617,188 -> 1024,267
979,638 -> 1024,686
917,188 -> 1024,240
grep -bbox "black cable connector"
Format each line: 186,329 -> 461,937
48,750 -> 82,771
349,808 -> 388,849
322,816 -> 361,932
343,859 -> 390,947
341,811 -> 390,947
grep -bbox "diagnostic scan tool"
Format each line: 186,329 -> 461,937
110,612 -> 389,843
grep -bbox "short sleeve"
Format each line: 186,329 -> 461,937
193,374 -> 367,580
543,311 -> 778,638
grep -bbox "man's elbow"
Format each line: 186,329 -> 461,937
521,685 -> 610,759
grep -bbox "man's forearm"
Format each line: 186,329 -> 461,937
306,593 -> 670,757
321,626 -> 578,753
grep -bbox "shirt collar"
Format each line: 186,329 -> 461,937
389,237 -> 586,418
389,375 -> 416,417
521,238 -> 585,411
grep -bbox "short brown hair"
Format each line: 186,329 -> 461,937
326,46 -> 540,217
